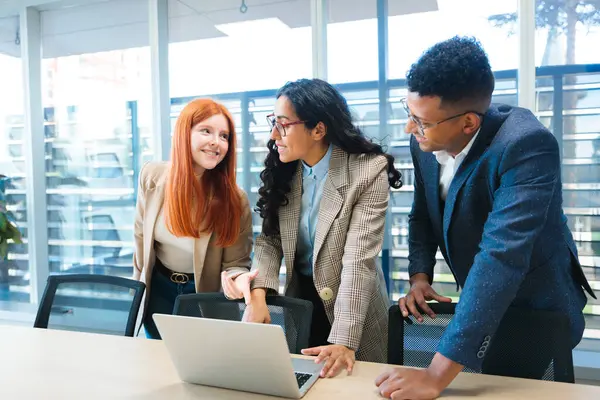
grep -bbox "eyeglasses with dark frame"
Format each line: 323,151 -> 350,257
400,98 -> 484,138
266,113 -> 306,137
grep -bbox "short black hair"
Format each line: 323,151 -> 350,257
406,36 -> 494,111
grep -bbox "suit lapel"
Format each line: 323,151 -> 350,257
313,147 -> 346,266
142,181 -> 165,270
442,110 -> 502,251
419,150 -> 443,236
280,163 -> 303,274
193,233 -> 212,280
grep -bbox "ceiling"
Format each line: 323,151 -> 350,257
0,0 -> 439,58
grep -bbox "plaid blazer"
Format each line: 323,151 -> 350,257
252,146 -> 390,362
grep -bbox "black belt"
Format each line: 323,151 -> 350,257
155,258 -> 194,284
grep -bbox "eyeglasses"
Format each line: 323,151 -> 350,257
266,113 -> 305,137
401,98 -> 483,138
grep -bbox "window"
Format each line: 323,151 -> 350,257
4,0 -> 597,357
0,16 -> 29,307
168,0 -> 313,266
385,0 -> 519,302
531,0 -> 600,348
39,1 -> 150,301
389,0 -> 519,79
168,0 -> 312,97
327,0 -> 378,83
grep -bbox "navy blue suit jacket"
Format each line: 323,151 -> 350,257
408,104 -> 596,370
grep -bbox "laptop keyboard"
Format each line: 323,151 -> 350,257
295,372 -> 313,388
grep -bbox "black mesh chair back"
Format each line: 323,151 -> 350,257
34,274 -> 145,337
388,303 -> 574,383
174,293 -> 313,354
388,303 -> 471,369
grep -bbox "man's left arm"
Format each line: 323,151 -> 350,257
437,129 -> 560,371
377,130 -> 561,398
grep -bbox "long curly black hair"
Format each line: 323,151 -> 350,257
256,78 -> 402,237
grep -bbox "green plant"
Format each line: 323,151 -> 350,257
0,190 -> 22,261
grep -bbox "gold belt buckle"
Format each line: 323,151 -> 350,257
170,272 -> 189,284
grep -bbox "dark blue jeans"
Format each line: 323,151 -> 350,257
143,262 -> 195,339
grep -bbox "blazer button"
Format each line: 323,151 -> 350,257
319,287 -> 334,301
477,351 -> 485,359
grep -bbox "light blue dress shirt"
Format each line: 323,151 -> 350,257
295,145 -> 333,276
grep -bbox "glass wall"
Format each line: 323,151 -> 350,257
327,0 -> 378,83
389,0 -> 519,78
1,0 -> 598,352
38,0 -> 151,302
385,0 -> 519,302
168,0 -> 313,290
531,0 -> 600,347
0,16 -> 28,306
168,0 -> 312,97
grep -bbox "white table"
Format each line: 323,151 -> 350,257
0,325 -> 599,399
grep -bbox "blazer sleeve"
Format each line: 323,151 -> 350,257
221,190 -> 254,278
408,137 -> 438,282
437,129 -> 561,370
328,156 -> 389,350
250,229 -> 284,294
132,162 -> 150,281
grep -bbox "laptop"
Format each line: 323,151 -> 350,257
153,313 -> 322,399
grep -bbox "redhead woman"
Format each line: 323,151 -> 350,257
133,98 -> 255,339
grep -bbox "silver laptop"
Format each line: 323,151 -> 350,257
153,313 -> 322,399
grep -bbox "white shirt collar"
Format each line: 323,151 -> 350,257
433,128 -> 481,166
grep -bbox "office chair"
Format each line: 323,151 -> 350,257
34,274 -> 145,337
174,293 -> 313,355
388,303 -> 574,383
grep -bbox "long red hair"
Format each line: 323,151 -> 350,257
164,98 -> 242,247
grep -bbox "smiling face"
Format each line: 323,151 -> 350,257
404,92 -> 481,156
190,114 -> 230,174
270,95 -> 327,166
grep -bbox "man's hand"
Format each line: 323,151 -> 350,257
375,368 -> 442,400
375,353 -> 463,399
301,344 -> 355,378
398,273 -> 451,322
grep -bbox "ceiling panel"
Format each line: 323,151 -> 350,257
41,0 -> 147,37
169,13 -> 226,43
0,15 -> 18,57
0,0 -> 439,58
170,0 -> 295,15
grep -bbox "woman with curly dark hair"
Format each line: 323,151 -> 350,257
222,78 -> 402,378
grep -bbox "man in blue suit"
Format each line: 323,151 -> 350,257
376,36 -> 596,399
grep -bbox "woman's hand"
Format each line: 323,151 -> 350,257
301,344 -> 356,378
241,293 -> 271,323
221,269 -> 259,304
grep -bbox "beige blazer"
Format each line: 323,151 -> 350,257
251,146 -> 390,362
133,162 -> 253,329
